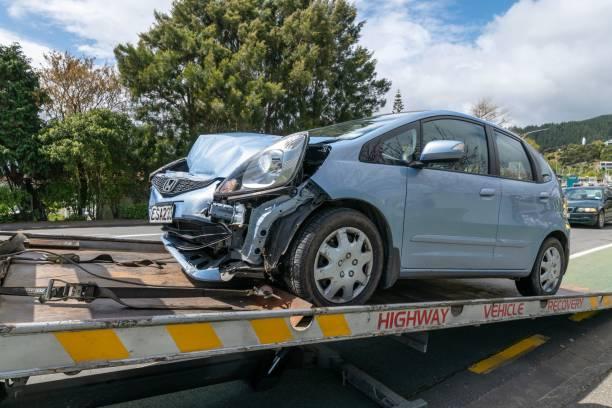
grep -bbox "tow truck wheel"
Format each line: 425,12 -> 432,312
516,237 -> 565,296
285,208 -> 383,306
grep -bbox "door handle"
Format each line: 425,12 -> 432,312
539,192 -> 550,200
479,188 -> 496,197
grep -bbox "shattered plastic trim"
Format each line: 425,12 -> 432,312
240,182 -> 318,264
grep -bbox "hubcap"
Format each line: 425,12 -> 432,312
599,212 -> 605,228
540,246 -> 562,292
314,227 -> 373,303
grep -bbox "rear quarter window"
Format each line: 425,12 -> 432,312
494,130 -> 533,181
524,143 -> 555,183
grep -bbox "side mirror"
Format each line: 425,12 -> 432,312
408,140 -> 465,168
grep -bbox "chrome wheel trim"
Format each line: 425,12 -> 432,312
313,227 -> 373,304
539,246 -> 562,292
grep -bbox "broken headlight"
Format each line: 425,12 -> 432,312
216,132 -> 308,198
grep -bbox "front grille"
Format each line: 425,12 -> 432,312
163,219 -> 231,251
152,174 -> 219,197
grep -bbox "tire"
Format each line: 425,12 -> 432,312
285,208 -> 383,306
595,211 -> 605,229
515,237 -> 565,296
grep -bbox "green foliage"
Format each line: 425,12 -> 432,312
513,114 -> 612,151
545,140 -> 612,177
115,0 -> 391,152
558,141 -> 604,166
392,89 -> 404,114
0,185 -> 28,222
118,203 -> 148,220
0,44 -> 48,219
47,212 -> 65,222
38,109 -> 149,219
602,145 -> 612,161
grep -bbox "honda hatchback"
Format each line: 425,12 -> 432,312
149,111 -> 570,306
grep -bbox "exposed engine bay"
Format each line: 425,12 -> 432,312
149,132 -> 331,283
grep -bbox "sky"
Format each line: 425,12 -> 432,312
1,0 -> 611,126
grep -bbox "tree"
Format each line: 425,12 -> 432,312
0,43 -> 47,219
602,145 -> 612,161
39,109 -> 144,218
115,0 -> 391,153
470,97 -> 509,127
392,89 -> 404,113
39,51 -> 127,121
557,142 -> 604,167
512,115 -> 612,151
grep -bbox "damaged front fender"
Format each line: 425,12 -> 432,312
238,181 -> 326,268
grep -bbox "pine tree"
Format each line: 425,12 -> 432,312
392,89 -> 404,113
115,0 -> 391,150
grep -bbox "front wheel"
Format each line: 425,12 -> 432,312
284,208 -> 383,306
516,237 -> 565,296
595,210 -> 605,229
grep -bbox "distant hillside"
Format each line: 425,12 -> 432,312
512,114 -> 612,151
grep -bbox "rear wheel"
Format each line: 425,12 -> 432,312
516,237 -> 565,296
285,208 -> 383,306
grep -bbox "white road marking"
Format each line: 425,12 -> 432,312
113,233 -> 162,238
570,242 -> 612,260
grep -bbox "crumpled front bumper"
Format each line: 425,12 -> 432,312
161,235 -> 228,281
151,180 -> 232,282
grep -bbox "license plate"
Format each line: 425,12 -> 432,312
149,204 -> 174,223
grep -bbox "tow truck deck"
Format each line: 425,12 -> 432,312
0,234 -> 610,406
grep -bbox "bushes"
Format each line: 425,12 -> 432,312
118,203 -> 148,220
0,185 -> 28,223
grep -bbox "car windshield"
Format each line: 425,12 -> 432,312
307,113 -> 413,139
566,188 -> 603,200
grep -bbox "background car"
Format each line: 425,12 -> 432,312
565,186 -> 612,228
150,111 -> 570,306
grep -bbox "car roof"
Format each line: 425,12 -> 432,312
375,110 -> 508,130
308,110 -> 515,144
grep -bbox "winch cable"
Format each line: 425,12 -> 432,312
0,249 -> 279,310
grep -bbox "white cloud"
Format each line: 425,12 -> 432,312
4,0 -> 612,125
360,0 -> 612,125
6,0 -> 173,59
0,28 -> 50,66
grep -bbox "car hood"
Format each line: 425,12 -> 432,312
186,133 -> 281,178
183,132 -> 337,179
567,199 -> 602,208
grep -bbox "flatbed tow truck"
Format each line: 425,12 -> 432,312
0,233 -> 610,407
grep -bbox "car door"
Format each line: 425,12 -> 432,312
493,130 -> 549,271
402,117 -> 501,272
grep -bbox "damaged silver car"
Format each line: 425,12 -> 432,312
150,111 -> 569,306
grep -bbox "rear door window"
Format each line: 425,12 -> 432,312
421,119 -> 489,175
494,131 -> 534,181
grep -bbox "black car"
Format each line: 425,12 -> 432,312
566,186 -> 612,228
